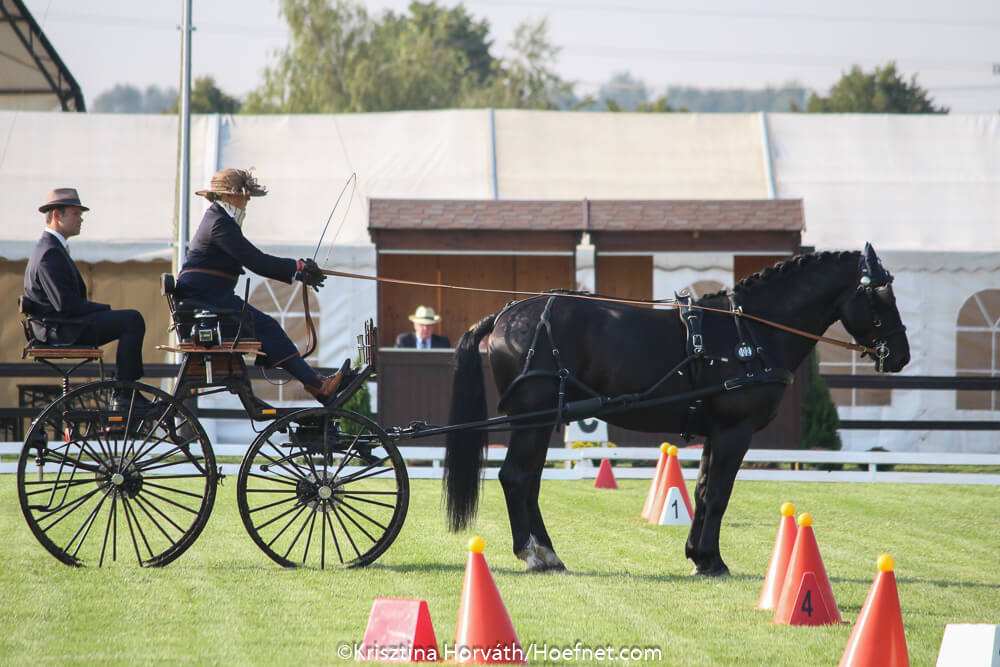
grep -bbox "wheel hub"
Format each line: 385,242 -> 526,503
96,457 -> 142,498
297,472 -> 339,512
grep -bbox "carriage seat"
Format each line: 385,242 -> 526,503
161,273 -> 258,348
18,295 -> 104,361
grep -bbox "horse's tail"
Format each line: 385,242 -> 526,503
444,311 -> 498,532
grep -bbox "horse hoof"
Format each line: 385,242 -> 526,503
691,565 -> 730,577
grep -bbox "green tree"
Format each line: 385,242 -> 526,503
801,351 -> 842,451
244,0 -> 568,113
805,62 -> 947,113
171,76 -> 241,114
464,18 -> 571,110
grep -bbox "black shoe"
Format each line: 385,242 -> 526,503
112,391 -> 156,412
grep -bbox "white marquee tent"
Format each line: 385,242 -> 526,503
1,109 -> 997,451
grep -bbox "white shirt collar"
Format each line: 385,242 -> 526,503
44,228 -> 69,249
218,200 -> 240,221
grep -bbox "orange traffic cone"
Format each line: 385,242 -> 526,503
360,598 -> 439,662
594,458 -> 618,489
648,445 -> 693,524
756,502 -> 798,610
453,537 -> 525,665
773,513 -> 843,625
839,554 -> 908,667
640,443 -> 670,518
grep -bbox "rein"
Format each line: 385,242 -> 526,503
318,268 -> 877,357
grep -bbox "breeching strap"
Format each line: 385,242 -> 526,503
319,268 -> 876,356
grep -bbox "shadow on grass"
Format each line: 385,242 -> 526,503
373,560 -> 763,585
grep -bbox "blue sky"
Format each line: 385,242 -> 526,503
23,0 -> 1000,112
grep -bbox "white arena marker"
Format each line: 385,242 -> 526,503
657,485 -> 692,526
936,623 -> 1000,667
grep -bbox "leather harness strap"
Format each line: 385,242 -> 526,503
320,268 -> 876,356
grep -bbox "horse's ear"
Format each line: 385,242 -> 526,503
861,242 -> 890,284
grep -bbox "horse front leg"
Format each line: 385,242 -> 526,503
685,443 -> 712,567
686,423 -> 752,576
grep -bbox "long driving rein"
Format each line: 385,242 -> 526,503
313,267 -> 882,358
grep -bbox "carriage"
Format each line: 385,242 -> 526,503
14,245 -> 910,575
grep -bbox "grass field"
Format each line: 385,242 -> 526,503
2,474 -> 998,665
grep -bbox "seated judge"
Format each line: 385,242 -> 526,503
394,305 -> 450,349
24,188 -> 148,407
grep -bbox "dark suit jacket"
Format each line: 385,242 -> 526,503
394,332 -> 451,348
24,232 -> 110,344
176,203 -> 296,298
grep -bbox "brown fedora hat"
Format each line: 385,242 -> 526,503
195,167 -> 268,200
39,188 -> 89,213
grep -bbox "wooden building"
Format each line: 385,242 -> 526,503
371,198 -> 807,448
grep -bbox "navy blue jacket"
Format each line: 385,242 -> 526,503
176,203 -> 297,297
394,332 -> 451,348
24,232 -> 110,344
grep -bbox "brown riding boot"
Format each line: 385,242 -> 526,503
305,359 -> 352,406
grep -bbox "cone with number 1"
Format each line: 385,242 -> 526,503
773,513 -> 842,625
650,445 -> 693,525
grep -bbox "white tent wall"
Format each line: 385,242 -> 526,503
652,252 -> 733,302
852,251 -> 1000,454
767,113 -> 1000,252
0,111 -> 182,261
494,110 -> 771,198
766,115 -> 1000,453
204,110 -> 495,246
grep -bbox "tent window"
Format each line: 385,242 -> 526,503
684,280 -> 725,298
955,290 -> 1000,410
818,322 -> 890,407
247,281 -> 320,403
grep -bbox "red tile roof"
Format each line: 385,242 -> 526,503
370,199 -> 803,232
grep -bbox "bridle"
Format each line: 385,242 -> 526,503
850,250 -> 906,372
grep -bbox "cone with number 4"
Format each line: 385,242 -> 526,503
773,513 -> 842,625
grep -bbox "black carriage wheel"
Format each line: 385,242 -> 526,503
236,407 -> 408,569
16,380 -> 217,567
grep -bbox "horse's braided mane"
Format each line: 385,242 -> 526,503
698,250 -> 859,301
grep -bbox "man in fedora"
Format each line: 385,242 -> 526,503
176,167 -> 355,405
24,188 -> 148,408
394,305 -> 450,349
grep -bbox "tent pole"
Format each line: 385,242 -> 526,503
176,0 -> 193,272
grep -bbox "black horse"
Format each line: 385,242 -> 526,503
444,244 -> 910,576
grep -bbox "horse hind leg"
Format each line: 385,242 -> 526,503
500,427 -> 565,572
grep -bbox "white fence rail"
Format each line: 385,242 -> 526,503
2,442 -> 998,484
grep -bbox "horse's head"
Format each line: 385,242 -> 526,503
837,243 -> 910,373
